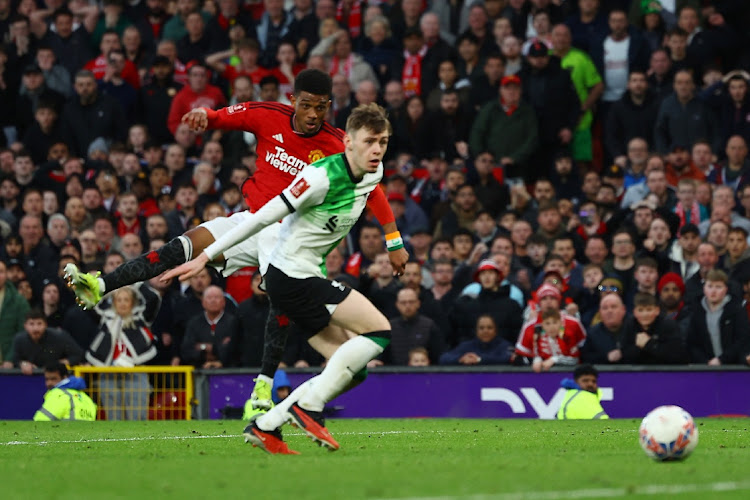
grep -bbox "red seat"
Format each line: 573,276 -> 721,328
149,391 -> 187,420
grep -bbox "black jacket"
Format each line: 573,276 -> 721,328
385,314 -> 445,365
687,297 -> 750,364
9,328 -> 83,367
60,93 -> 127,157
448,284 -> 523,347
580,322 -> 626,364
621,313 -> 689,364
519,58 -> 580,145
237,295 -> 270,368
604,90 -> 660,158
137,77 -> 184,145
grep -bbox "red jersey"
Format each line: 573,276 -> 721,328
84,55 -> 141,89
205,102 -> 346,211
515,314 -> 586,359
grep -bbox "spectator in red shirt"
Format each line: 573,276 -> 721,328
84,30 -> 141,90
167,61 -> 226,135
530,309 -> 584,372
206,38 -> 269,88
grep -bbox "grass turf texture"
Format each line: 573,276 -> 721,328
1,418 -> 749,499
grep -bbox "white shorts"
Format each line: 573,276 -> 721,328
200,211 -> 281,276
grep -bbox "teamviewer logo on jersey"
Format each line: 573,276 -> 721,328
272,133 -> 284,143
324,216 -> 338,232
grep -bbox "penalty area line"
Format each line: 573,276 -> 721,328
377,480 -> 750,500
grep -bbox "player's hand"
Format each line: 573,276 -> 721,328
181,108 -> 208,133
161,252 -> 210,282
389,247 -> 408,276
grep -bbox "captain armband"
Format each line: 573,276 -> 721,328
385,231 -> 404,252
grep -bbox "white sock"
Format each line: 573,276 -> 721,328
256,379 -> 313,431
255,374 -> 273,387
298,336 -> 384,412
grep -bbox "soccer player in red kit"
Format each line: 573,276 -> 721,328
65,69 -> 408,411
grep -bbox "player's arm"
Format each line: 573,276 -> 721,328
162,171 -> 328,282
367,184 -> 408,275
181,104 -> 257,134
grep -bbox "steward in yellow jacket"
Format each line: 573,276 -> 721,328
34,363 -> 96,421
557,364 -> 609,420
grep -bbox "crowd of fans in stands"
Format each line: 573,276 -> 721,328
1,0 -> 750,373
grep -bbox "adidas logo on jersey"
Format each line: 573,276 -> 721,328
272,133 -> 284,143
266,146 -> 309,176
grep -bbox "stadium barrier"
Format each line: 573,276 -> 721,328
196,366 -> 750,420
3,366 -> 749,420
72,366 -> 195,421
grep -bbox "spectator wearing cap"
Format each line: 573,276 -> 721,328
658,271 -> 686,322
16,63 -> 66,139
469,74 -> 538,181
167,61 -> 226,136
449,259 -> 523,347
687,269 -> 750,366
707,136 -> 750,192
551,23 -> 603,165
60,70 -> 127,158
136,55 -> 183,145
519,39 -> 580,180
655,68 -> 720,155
605,70 -> 659,166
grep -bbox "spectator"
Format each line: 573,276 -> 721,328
687,270 -> 750,365
407,346 -> 430,367
385,288 -> 443,365
16,63 -> 66,138
605,71 -> 659,163
603,228 -> 637,295
88,284 -> 160,420
564,0 -> 608,52
469,74 -> 538,182
2,309 -> 82,373
40,280 -> 64,328
704,71 -> 750,148
658,272 -> 686,321
450,259 -> 523,346
520,41 -> 580,179
360,251 -> 401,319
590,9 -> 650,120
206,38 -> 268,90
621,292 -> 689,364
556,364 -> 609,420
84,30 -> 141,90
181,285 -> 239,368
60,70 -> 127,157
551,23 -> 603,165
707,136 -> 750,192
434,184 -> 481,239
655,69 -> 720,155
581,293 -> 626,364
439,314 -> 512,366
727,227 -> 750,280
528,308 -> 584,372
698,185 -> 750,237
137,56 -> 182,145
176,12 -> 212,64
166,61 -> 226,136
470,53 -> 504,112
0,260 -> 30,363
40,8 -> 95,80
425,89 -> 475,163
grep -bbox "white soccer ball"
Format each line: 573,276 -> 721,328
639,405 -> 698,461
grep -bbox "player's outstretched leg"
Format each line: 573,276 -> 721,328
65,228 -> 213,309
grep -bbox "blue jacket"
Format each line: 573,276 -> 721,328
439,336 -> 512,365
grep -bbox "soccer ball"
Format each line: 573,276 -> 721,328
639,405 -> 698,461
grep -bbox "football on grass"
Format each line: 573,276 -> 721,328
639,405 -> 698,461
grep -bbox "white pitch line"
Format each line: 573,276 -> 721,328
378,481 -> 750,500
0,429 -> 431,446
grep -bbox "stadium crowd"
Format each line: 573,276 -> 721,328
1,0 -> 750,374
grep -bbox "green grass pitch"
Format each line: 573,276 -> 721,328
1,418 -> 749,499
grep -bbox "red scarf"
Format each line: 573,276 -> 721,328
336,0 -> 362,39
402,46 -> 427,97
330,53 -> 354,78
500,97 -> 518,116
675,201 -> 701,228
